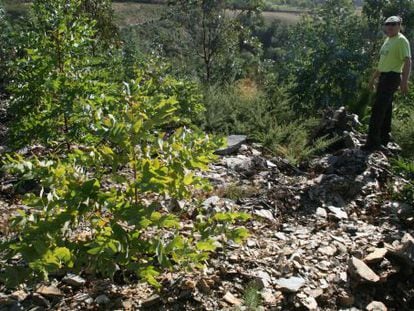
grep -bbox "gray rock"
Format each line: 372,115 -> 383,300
348,257 -> 380,283
31,293 -> 51,308
215,135 -> 247,155
202,196 -> 220,210
122,299 -> 134,310
327,206 -> 348,220
62,273 -> 86,287
364,248 -> 387,264
316,207 -> 328,218
253,270 -> 272,288
35,285 -> 63,297
300,296 -> 318,310
10,291 -> 28,302
318,245 -> 337,256
223,292 -> 242,306
390,233 -> 414,267
397,203 -> 414,226
275,276 -> 306,292
254,209 -> 276,221
95,294 -> 110,305
344,132 -> 360,149
73,293 -> 92,302
310,107 -> 361,152
225,155 -> 267,177
338,292 -> 355,307
274,232 -> 287,240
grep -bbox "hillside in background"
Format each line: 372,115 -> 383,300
3,0 -> 304,25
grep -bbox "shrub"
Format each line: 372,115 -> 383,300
393,94 -> 414,159
287,0 -> 371,113
391,158 -> 414,207
7,0 -> 118,150
1,76 -> 250,288
1,0 -> 250,288
0,1 -> 12,93
202,83 -> 331,164
202,82 -> 293,134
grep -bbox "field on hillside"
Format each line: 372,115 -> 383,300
3,1 -> 303,25
262,10 -> 302,24
112,2 -> 166,27
114,2 -> 304,26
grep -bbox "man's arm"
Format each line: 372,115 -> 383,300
401,57 -> 412,95
369,69 -> 381,91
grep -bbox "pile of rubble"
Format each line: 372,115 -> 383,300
0,108 -> 413,310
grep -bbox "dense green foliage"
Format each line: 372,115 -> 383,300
391,158 -> 414,208
2,77 -> 250,286
0,1 -> 12,93
7,0 -> 117,150
1,0 -> 414,289
393,92 -> 414,159
287,0 -> 371,112
0,0 -> 250,288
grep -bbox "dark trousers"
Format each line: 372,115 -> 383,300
366,72 -> 401,147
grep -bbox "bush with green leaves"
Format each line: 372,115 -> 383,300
80,0 -> 119,47
391,158 -> 414,208
1,77 -> 250,288
1,0 -> 250,288
0,1 -> 12,93
287,0 -> 371,113
129,60 -> 206,126
7,0 -> 119,150
164,0 -> 262,84
7,0 -> 205,151
392,93 -> 414,160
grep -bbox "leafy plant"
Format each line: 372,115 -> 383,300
393,95 -> 414,159
7,0 -> 118,150
166,0 -> 262,84
287,0 -> 371,113
0,0 -> 12,93
1,74 -> 250,288
392,158 -> 414,181
391,158 -> 414,207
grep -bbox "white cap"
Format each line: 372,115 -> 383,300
385,16 -> 402,24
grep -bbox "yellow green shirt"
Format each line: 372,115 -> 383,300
377,33 -> 411,73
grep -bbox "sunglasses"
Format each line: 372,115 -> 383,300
385,22 -> 399,26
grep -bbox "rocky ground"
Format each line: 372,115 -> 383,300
0,108 -> 413,310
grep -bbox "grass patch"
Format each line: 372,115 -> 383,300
3,0 -> 30,20
243,281 -> 263,310
262,10 -> 302,24
112,2 -> 165,27
216,183 -> 260,201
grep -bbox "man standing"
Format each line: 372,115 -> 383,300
364,16 -> 412,151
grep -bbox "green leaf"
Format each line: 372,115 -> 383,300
196,239 -> 217,252
138,266 -> 161,288
53,247 -> 72,263
132,119 -> 142,134
183,173 -> 193,186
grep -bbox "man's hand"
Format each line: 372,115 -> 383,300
369,70 -> 380,91
368,79 -> 376,91
400,80 -> 409,95
401,57 -> 411,95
